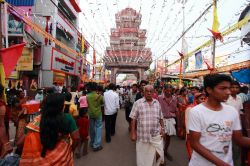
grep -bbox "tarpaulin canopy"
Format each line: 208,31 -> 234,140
231,69 -> 250,84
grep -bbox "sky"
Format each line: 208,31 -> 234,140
79,0 -> 250,72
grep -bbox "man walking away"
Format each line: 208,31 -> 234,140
188,74 -> 250,166
104,83 -> 120,143
86,82 -> 104,152
130,85 -> 165,166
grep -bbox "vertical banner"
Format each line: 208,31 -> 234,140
195,51 -> 203,69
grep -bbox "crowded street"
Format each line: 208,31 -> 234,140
74,109 -> 189,166
0,0 -> 250,166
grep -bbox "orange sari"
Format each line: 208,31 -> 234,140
19,115 -> 74,166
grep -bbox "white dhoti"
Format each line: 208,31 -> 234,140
163,118 -> 176,136
136,135 -> 164,166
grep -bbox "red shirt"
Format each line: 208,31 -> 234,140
157,95 -> 178,118
77,115 -> 89,139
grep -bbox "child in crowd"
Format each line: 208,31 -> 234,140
78,91 -> 88,110
75,91 -> 89,158
76,107 -> 89,158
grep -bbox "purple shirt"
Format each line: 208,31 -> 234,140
158,95 -> 178,118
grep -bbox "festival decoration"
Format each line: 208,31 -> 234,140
167,14 -> 250,68
0,43 -> 25,78
208,0 -> 223,42
6,3 -> 93,66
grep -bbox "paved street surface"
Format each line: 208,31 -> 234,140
75,109 -> 189,166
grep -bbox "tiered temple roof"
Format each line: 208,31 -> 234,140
105,8 -> 152,69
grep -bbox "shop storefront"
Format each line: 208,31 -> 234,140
51,47 -> 81,88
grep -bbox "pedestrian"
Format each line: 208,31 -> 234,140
0,84 -> 13,158
75,107 -> 89,158
158,84 -> 178,161
86,82 -> 104,151
135,80 -> 148,101
78,91 -> 88,110
64,92 -> 78,119
226,81 -> 243,114
225,80 -> 243,166
35,89 -> 44,102
104,83 -> 119,143
52,82 -> 59,93
185,92 -> 206,160
188,86 -> 199,104
125,84 -> 137,131
19,93 -> 80,165
238,86 -> 250,103
130,85 -> 165,166
14,90 -> 28,155
177,87 -> 189,139
70,86 -> 79,105
188,74 -> 250,166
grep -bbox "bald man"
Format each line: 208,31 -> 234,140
130,85 -> 165,166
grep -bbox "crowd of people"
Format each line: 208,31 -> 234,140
0,73 -> 250,166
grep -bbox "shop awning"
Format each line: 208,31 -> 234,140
231,69 -> 250,84
69,0 -> 82,13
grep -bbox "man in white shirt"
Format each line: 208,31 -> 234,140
225,81 -> 243,166
104,83 -> 120,143
226,81 -> 243,114
188,74 -> 250,166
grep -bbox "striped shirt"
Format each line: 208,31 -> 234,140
129,97 -> 163,143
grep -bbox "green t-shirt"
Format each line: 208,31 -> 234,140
86,92 -> 103,118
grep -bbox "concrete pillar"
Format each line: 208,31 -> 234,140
111,68 -> 118,84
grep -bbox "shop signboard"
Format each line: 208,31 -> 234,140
8,14 -> 23,35
17,47 -> 33,71
51,48 -> 77,76
75,60 -> 81,76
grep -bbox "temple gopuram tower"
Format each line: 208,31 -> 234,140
104,8 -> 152,83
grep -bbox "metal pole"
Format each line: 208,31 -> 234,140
179,58 -> 183,87
0,1 -> 2,50
212,37 -> 216,68
212,0 -> 217,68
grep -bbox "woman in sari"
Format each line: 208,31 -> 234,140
185,93 -> 206,160
176,87 -> 189,139
0,84 -> 13,158
19,93 -> 80,166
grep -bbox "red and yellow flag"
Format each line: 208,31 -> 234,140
208,0 -> 223,42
